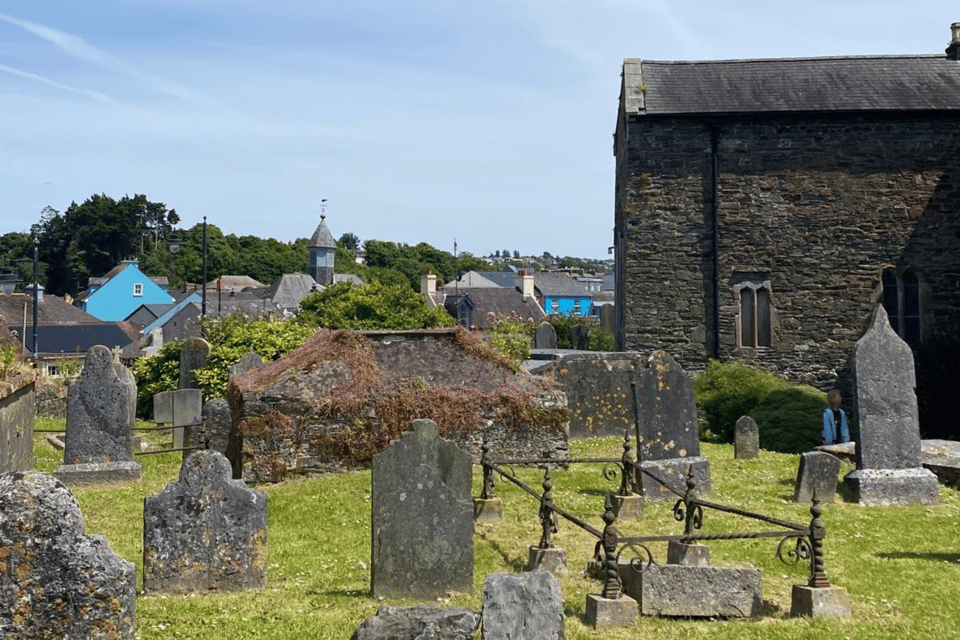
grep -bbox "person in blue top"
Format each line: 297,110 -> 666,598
822,389 -> 851,445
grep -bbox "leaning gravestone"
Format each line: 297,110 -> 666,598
351,605 -> 480,640
734,416 -> 759,460
230,351 -> 265,380
371,419 -> 473,599
179,337 -> 211,390
481,571 -> 564,640
794,451 -> 842,504
843,306 -> 939,505
202,397 -> 232,455
143,450 -> 267,594
634,351 -> 711,500
57,345 -> 142,484
535,321 -> 557,350
0,471 -> 137,639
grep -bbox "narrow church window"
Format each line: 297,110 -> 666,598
736,281 -> 772,348
882,268 -> 922,348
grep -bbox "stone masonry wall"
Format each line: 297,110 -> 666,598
616,113 -> 960,398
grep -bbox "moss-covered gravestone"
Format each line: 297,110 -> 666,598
371,419 -> 473,599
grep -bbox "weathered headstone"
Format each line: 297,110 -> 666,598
202,397 -> 232,455
843,306 -> 939,505
143,450 -> 267,594
535,321 -> 558,350
571,324 -> 590,350
179,337 -> 211,390
229,351 -> 265,381
734,415 -> 759,460
371,419 -> 473,599
794,451 -> 842,504
481,571 -> 564,640
634,351 -> 711,501
600,304 -> 615,334
0,471 -> 136,638
57,345 -> 141,484
351,605 -> 480,640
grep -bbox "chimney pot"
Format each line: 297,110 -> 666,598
947,22 -> 960,60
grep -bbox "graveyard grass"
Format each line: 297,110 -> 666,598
31,421 -> 960,640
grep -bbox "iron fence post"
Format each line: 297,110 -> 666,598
683,466 -> 698,536
480,439 -> 495,500
619,430 -> 635,497
600,494 -> 622,599
807,498 -> 831,588
538,467 -> 557,549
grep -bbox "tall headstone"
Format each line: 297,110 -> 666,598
371,419 -> 473,599
535,321 -> 557,350
57,346 -> 142,484
634,351 -> 711,500
0,471 -> 137,638
481,571 -> 564,640
179,337 -> 211,390
143,450 -> 268,594
794,451 -> 841,504
600,304 -> 616,334
571,324 -> 590,350
734,415 -> 759,460
843,306 -> 939,505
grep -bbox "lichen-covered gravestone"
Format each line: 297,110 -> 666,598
371,419 -> 473,599
634,351 -> 711,500
843,306 -> 939,505
143,450 -> 267,594
0,471 -> 137,638
794,451 -> 842,504
734,415 -> 759,460
481,571 -> 564,640
57,345 -> 142,484
179,337 -> 211,390
202,397 -> 232,455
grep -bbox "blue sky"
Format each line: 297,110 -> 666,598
1,3 -> 956,260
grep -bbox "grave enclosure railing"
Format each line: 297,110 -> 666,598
477,435 -> 834,602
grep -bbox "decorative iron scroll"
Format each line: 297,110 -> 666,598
616,542 -> 655,574
777,534 -> 812,567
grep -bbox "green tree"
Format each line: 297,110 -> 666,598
338,232 -> 360,253
295,281 -> 455,330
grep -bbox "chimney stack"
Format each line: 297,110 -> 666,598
421,270 -> 437,295
947,22 -> 960,60
517,270 -> 535,300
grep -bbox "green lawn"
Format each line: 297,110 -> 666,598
28,423 -> 960,639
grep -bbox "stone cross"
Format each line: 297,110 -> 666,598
371,419 -> 473,599
143,450 -> 268,594
734,415 -> 759,460
0,471 -> 136,638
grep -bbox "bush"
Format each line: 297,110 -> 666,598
694,360 -> 789,443
488,315 -> 534,363
752,385 -> 828,454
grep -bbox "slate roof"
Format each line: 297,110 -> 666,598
20,322 -> 140,357
0,293 -> 99,325
308,215 -> 336,249
258,273 -> 320,312
442,287 -> 545,329
534,272 -> 599,297
442,271 -> 501,289
622,55 -> 960,117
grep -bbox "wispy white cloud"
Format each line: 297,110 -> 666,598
0,12 -> 220,109
0,62 -> 121,104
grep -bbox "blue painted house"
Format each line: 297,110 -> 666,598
76,260 -> 174,321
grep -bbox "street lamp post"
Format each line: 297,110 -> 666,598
32,236 -> 38,359
168,216 -> 208,320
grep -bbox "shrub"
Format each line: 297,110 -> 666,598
752,385 -> 828,454
488,315 -> 534,363
694,360 -> 789,443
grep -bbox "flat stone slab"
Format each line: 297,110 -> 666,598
351,605 -> 480,640
820,439 -> 960,487
482,571 -> 564,640
843,467 -> 939,505
621,564 -> 762,618
53,461 -> 142,486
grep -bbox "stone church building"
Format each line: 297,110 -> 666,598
613,24 -> 960,436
